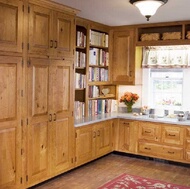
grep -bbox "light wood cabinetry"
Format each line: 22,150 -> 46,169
28,2 -> 75,58
75,120 -> 113,167
0,56 -> 22,189
185,128 -> 190,162
26,58 -> 74,187
0,0 -> 23,54
115,119 -> 138,153
111,28 -> 142,85
138,121 -> 184,162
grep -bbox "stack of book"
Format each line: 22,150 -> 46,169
76,31 -> 86,47
89,48 -> 109,66
75,101 -> 85,119
88,86 -> 99,98
75,73 -> 86,89
89,67 -> 108,82
88,99 -> 116,116
89,30 -> 109,47
75,51 -> 86,68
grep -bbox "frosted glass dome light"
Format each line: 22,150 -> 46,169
129,0 -> 168,21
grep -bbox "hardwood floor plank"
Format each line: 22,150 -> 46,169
30,153 -> 190,189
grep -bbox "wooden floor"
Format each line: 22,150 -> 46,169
31,153 -> 190,189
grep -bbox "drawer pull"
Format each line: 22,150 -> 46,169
145,131 -> 151,134
168,151 -> 174,154
169,134 -> 176,137
144,147 -> 151,150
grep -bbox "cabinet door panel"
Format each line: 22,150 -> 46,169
29,4 -> 52,56
0,56 -> 22,189
96,121 -> 112,157
0,0 -> 23,53
50,60 -> 74,174
27,58 -> 50,186
112,29 -> 135,84
75,126 -> 94,166
54,12 -> 75,58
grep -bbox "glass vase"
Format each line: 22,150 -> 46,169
126,105 -> 133,113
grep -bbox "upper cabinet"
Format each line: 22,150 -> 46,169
111,27 -> 142,85
136,21 -> 190,46
28,2 -> 75,58
0,0 -> 23,54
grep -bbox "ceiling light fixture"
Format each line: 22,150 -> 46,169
129,0 -> 168,21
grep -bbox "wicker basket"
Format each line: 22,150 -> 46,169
140,33 -> 160,41
186,31 -> 190,39
162,32 -> 181,40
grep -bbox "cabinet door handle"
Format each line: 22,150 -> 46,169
49,114 -> 52,122
97,130 -> 100,136
54,40 -> 57,49
53,113 -> 56,121
50,40 -> 53,48
123,122 -> 129,125
144,147 -> 151,150
93,131 -> 96,138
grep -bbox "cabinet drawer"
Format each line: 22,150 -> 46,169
138,142 -> 184,160
162,126 -> 184,145
138,142 -> 160,155
161,146 -> 184,160
139,122 -> 161,142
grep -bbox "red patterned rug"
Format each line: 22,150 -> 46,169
98,173 -> 190,189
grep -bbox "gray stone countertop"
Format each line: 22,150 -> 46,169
74,112 -> 190,127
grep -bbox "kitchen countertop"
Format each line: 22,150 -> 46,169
74,112 -> 190,127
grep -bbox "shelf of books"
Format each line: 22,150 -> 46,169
75,19 -> 117,120
75,25 -> 87,119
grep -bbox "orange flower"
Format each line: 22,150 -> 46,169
120,92 -> 139,106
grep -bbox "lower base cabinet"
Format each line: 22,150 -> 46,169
115,119 -> 138,153
75,120 -> 113,167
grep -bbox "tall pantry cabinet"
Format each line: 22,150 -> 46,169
0,0 -> 77,188
0,0 -> 23,188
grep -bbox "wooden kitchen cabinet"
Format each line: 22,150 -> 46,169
0,0 -> 23,53
111,28 -> 142,85
75,125 -> 94,166
185,128 -> 190,162
0,56 -> 22,189
28,2 -> 75,58
75,120 -> 113,167
115,119 -> 138,153
138,122 -> 185,162
26,58 -> 74,187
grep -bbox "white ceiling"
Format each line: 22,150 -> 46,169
51,0 -> 190,26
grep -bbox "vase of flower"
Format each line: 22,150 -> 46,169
120,92 -> 139,113
126,104 -> 133,113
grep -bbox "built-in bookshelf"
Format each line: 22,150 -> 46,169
75,18 -> 117,120
75,24 -> 87,119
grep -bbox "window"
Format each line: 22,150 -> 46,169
142,68 -> 190,111
150,69 -> 183,109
